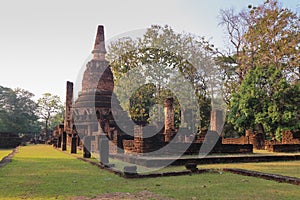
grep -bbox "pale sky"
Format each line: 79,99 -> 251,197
0,0 -> 298,101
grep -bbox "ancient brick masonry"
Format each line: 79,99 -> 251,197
265,130 -> 300,152
133,126 -> 164,154
64,81 -> 73,134
72,25 -> 114,158
72,25 -> 132,159
282,130 -> 300,144
66,25 -> 255,157
222,129 -> 265,150
164,97 -> 175,142
64,82 -> 78,153
210,109 -> 224,134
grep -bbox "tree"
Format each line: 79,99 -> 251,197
228,65 -> 300,140
107,25 -> 217,130
37,93 -> 63,137
218,0 -> 300,103
129,83 -> 156,125
48,111 -> 64,130
219,0 -> 300,137
0,86 -> 40,134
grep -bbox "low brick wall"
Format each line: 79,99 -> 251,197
111,154 -> 300,167
123,140 -> 134,154
222,137 -> 248,145
214,144 -> 253,154
222,132 -> 265,150
122,141 -> 253,155
0,132 -> 21,148
269,144 -> 300,152
282,130 -> 300,144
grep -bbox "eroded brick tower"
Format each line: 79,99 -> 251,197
73,25 -> 115,140
73,25 -> 132,155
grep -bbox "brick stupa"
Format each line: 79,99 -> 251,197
73,25 -> 132,155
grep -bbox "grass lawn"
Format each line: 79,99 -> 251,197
0,149 -> 13,160
0,145 -> 300,200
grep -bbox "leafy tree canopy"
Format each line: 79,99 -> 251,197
107,25 -> 220,130
37,93 -> 63,136
0,86 -> 40,134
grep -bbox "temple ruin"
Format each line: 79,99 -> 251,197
53,25 -> 300,165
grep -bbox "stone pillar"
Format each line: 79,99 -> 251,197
207,109 -> 223,148
77,135 -> 81,146
62,132 -> 67,151
98,135 -> 109,164
210,109 -> 224,135
245,129 -> 253,144
57,135 -> 62,148
64,81 -> 73,134
94,121 -> 109,163
71,136 -> 77,154
94,135 -> 99,151
57,124 -> 64,148
164,98 -> 174,131
83,136 -> 92,158
70,125 -> 77,154
164,98 -> 175,142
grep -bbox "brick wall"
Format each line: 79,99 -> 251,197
0,132 -> 21,148
282,130 -> 300,144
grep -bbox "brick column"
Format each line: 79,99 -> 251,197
57,135 -> 62,148
57,124 -> 64,148
164,98 -> 175,142
210,109 -> 224,134
62,132 -> 67,151
70,134 -> 77,154
70,125 -> 77,154
64,81 -> 73,134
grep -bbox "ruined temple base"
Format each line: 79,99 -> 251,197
110,152 -> 300,168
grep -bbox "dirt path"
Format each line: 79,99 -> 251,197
0,147 -> 18,168
70,190 -> 174,200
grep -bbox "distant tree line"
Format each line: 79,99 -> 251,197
0,86 -> 63,137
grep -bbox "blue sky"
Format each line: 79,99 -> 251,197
0,0 -> 298,101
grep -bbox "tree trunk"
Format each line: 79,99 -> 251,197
45,120 -> 48,138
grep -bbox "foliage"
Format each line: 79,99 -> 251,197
228,65 -> 300,139
37,93 -> 63,136
107,25 -> 217,130
242,0 -> 300,80
48,111 -> 64,130
219,0 -> 299,83
0,86 -> 40,134
129,83 -> 156,125
219,0 -> 300,137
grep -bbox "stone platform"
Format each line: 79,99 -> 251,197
110,153 -> 300,168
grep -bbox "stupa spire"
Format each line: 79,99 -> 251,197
92,25 -> 106,61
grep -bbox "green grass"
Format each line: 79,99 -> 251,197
0,149 -> 13,160
0,145 -> 300,200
